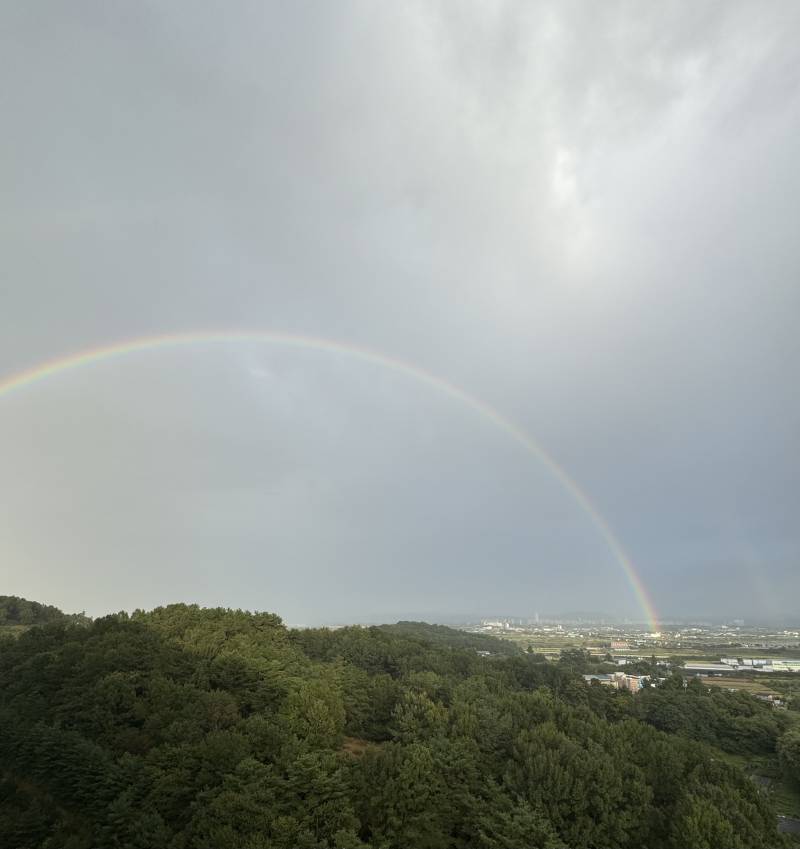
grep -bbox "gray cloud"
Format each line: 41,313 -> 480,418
1,1 -> 798,622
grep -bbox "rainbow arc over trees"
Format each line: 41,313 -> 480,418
0,331 -> 660,631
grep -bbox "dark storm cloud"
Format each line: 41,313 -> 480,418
1,1 -> 798,622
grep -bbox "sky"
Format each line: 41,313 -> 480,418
1,1 -> 798,625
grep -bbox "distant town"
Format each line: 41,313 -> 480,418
457,617 -> 800,706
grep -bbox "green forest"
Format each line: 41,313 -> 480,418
0,600 -> 798,848
0,595 -> 90,631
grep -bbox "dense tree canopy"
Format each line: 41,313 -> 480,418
0,605 -> 790,848
0,595 -> 89,628
778,729 -> 800,785
632,673 -> 791,755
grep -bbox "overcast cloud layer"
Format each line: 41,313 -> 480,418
2,1 -> 798,624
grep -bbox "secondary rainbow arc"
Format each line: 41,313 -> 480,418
0,330 -> 660,631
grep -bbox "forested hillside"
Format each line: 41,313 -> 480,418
0,595 -> 90,629
0,603 -> 795,848
377,621 -> 521,656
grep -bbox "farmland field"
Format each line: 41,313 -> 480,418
697,675 -> 782,696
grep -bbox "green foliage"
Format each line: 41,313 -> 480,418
0,602 -> 786,848
632,674 -> 791,754
0,594 -> 89,628
669,761 -> 782,849
378,622 -> 521,657
778,729 -> 800,784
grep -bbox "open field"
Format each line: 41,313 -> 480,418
496,633 -> 757,663
479,628 -> 800,664
697,676 -> 782,696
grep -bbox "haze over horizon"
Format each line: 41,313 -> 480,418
2,2 -> 799,624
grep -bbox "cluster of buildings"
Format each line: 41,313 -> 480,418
720,657 -> 800,673
478,619 -> 529,632
582,672 -> 650,692
684,657 -> 800,675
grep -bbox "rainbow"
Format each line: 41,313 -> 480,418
0,330 -> 660,631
